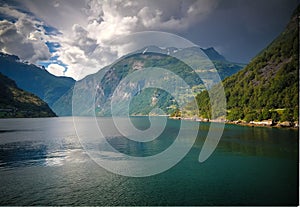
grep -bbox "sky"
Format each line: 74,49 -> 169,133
0,0 -> 298,80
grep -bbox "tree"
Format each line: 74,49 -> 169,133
281,108 -> 293,122
293,107 -> 299,121
227,108 -> 243,121
271,111 -> 280,122
262,108 -> 272,120
244,111 -> 259,122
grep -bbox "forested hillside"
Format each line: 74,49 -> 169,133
196,6 -> 299,123
0,73 -> 56,118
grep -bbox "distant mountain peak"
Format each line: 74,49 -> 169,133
0,52 -> 20,62
132,45 -> 228,62
201,47 -> 226,61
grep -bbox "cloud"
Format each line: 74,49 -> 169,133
17,0 -> 87,31
1,0 -> 220,80
49,24 -> 115,80
3,0 -> 296,79
85,0 -> 218,33
72,24 -> 98,55
46,63 -> 66,76
0,5 -> 51,63
136,0 -> 218,30
48,0 -> 219,80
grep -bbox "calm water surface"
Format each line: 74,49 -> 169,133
0,117 -> 298,205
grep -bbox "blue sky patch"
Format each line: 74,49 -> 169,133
46,42 -> 61,53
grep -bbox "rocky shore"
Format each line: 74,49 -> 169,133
226,120 -> 298,129
169,116 -> 299,129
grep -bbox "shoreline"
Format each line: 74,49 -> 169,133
168,116 -> 299,130
3,115 -> 297,130
226,121 -> 299,130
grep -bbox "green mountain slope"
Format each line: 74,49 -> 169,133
0,53 -> 75,111
197,6 -> 299,123
54,46 -> 244,116
57,52 -> 203,116
0,73 -> 56,118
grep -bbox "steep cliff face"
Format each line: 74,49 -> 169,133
0,73 -> 56,118
54,46 -> 244,116
197,6 -> 299,122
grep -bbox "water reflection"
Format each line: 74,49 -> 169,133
195,123 -> 298,159
0,139 -> 86,169
0,118 -> 298,205
99,117 -> 180,157
0,141 -> 48,168
0,118 -> 298,170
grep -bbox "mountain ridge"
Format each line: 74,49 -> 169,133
0,52 -> 75,113
0,44 -> 244,117
0,72 -> 56,118
53,45 -> 245,116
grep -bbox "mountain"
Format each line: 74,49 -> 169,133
0,53 -> 75,113
54,46 -> 244,116
0,72 -> 56,118
132,45 -> 245,80
202,47 -> 245,80
202,47 -> 226,61
196,5 -> 299,123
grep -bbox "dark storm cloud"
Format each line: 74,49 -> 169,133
182,0 -> 299,63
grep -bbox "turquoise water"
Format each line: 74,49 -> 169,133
0,117 -> 298,205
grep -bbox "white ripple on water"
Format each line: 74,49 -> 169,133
44,149 -> 89,167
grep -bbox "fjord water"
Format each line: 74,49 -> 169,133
0,117 -> 298,205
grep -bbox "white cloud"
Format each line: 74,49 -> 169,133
3,0 -> 219,80
54,0 -> 218,80
138,7 -> 163,28
0,6 -> 51,63
46,63 -> 66,77
72,24 -> 97,55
